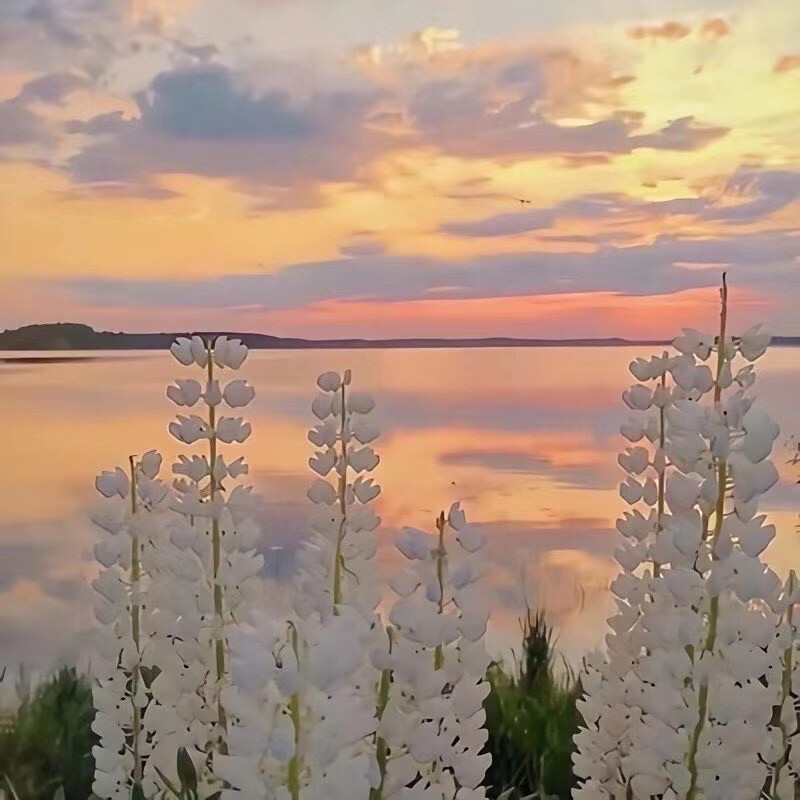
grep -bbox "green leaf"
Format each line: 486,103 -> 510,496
131,782 -> 146,800
4,774 -> 22,800
176,747 -> 198,797
153,765 -> 181,798
52,787 -> 66,800
206,793 -> 222,800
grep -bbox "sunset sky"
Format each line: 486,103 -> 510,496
1,0 -> 798,339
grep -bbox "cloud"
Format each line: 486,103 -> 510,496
705,169 -> 800,224
0,0 -> 124,77
339,237 -> 387,257
0,98 -> 49,145
439,449 -> 612,490
144,65 -> 314,140
59,228 -> 800,313
628,21 -> 691,40
408,70 -> 727,158
441,208 -> 555,237
700,18 -> 731,40
774,55 -> 800,74
18,71 -> 86,104
440,191 -> 711,238
66,64 -> 382,190
441,169 -> 800,240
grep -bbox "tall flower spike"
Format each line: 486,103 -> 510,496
252,371 -> 385,799
91,452 -> 169,800
574,275 -> 786,800
165,335 -> 262,789
299,369 -> 381,621
382,504 -> 492,799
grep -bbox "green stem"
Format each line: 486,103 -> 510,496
770,572 -> 796,800
433,512 -> 446,671
654,365 -> 667,579
206,345 -> 227,752
686,276 -> 728,800
128,456 -> 143,787
287,625 -> 302,800
369,628 -> 394,800
332,382 -> 347,614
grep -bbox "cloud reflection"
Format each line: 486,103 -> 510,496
0,345 -> 798,669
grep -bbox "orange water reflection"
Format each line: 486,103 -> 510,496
0,346 -> 797,668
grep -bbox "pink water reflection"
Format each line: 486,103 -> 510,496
0,346 -> 797,668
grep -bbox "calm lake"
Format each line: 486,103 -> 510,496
1,346 -> 798,670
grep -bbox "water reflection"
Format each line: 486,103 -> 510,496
0,346 -> 797,668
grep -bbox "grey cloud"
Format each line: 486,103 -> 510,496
0,0 -> 121,77
66,64 -> 383,189
409,70 -> 727,159
0,99 -> 48,145
438,188 -> 739,239
442,208 -> 554,237
440,194 -> 624,238
705,169 -> 800,224
143,65 -> 315,140
339,238 -> 387,257
439,449 -> 614,490
18,72 -> 86,104
60,228 -> 800,311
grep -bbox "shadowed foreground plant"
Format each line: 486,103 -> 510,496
0,667 -> 95,800
483,612 -> 579,799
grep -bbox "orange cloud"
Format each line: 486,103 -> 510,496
700,18 -> 732,40
628,21 -> 691,41
255,286 -> 773,340
774,55 -> 800,74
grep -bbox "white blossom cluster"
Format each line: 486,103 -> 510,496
379,504 -> 492,799
216,370 -> 383,799
574,286 -> 799,800
298,368 -> 382,621
160,335 -> 264,787
91,359 -> 494,799
91,450 -> 170,799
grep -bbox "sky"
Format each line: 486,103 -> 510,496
0,0 -> 798,339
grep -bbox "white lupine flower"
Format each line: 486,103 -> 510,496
383,506 -> 491,798
190,335 -> 209,367
224,379 -> 256,408
204,378 -> 223,406
574,281 -> 787,800
349,445 -> 380,472
311,392 -> 334,420
170,337 -> 195,366
96,467 -> 130,499
92,453 -> 171,799
622,384 -> 653,410
155,335 -> 263,790
213,336 -> 248,369
167,378 -> 203,406
738,324 -> 770,361
169,414 -> 210,444
233,372 -> 386,797
317,370 -> 342,392
216,416 -> 252,443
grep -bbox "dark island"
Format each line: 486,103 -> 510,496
0,322 -> 798,351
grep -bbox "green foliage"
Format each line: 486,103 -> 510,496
156,747 -> 221,800
0,612 -> 581,800
483,610 -> 580,799
0,667 -> 96,800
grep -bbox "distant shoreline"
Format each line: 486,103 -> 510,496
1,323 -> 798,352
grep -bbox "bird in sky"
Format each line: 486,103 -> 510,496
514,197 -> 532,206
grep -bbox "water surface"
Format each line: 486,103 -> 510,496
1,346 -> 798,670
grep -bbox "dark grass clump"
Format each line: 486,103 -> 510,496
0,667 -> 96,800
483,610 -> 581,799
